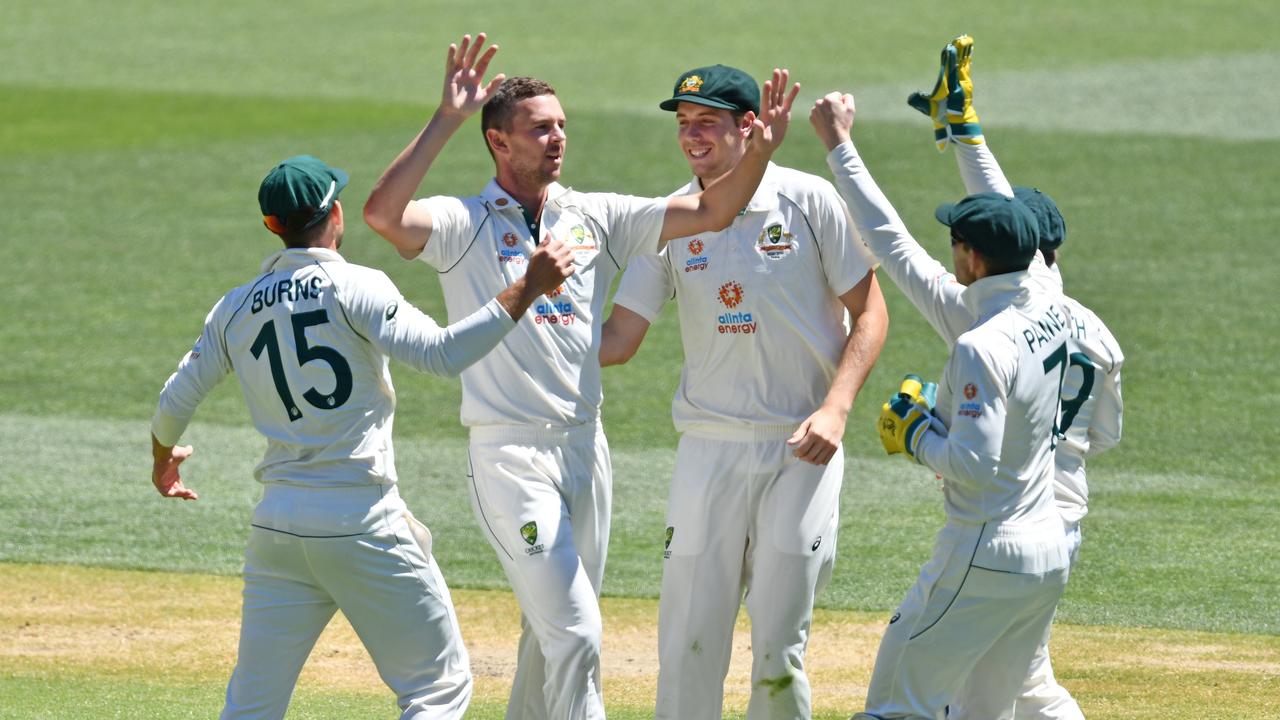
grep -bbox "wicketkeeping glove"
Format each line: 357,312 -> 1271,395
907,35 -> 984,150
877,375 -> 938,460
907,43 -> 956,151
945,35 -> 984,146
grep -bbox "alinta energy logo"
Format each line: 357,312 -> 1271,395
535,283 -> 575,326
716,280 -> 756,334
685,238 -> 708,273
499,231 -> 525,264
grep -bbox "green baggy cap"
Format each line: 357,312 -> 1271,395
935,192 -> 1040,265
659,64 -> 759,114
1013,186 -> 1067,251
258,155 -> 349,235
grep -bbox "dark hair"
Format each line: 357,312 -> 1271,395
481,76 -> 557,144
1040,247 -> 1058,268
279,206 -> 333,248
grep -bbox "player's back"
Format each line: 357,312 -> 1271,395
1053,295 -> 1124,524
218,249 -> 397,487
937,274 -> 1072,527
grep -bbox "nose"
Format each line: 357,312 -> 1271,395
550,124 -> 566,142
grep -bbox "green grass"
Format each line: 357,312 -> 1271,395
2,0 -> 1279,716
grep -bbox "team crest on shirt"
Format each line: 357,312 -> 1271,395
716,280 -> 757,335
685,238 -> 709,272
679,75 -> 704,94
568,224 -> 598,253
664,526 -> 674,558
756,222 -> 795,259
521,521 -> 544,555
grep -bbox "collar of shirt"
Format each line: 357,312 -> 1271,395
480,178 -> 569,213
1027,252 -> 1064,292
961,270 -> 1037,320
259,247 -> 345,273
680,161 -> 781,214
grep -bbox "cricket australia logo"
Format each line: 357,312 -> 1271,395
679,74 -> 704,94
568,224 -> 598,253
756,222 -> 795,259
685,238 -> 709,273
664,526 -> 674,559
521,521 -> 544,556
716,281 -> 756,335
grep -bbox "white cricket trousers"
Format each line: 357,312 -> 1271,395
854,516 -> 1069,720
221,484 -> 472,720
656,427 -> 843,720
1011,521 -> 1084,720
466,421 -> 611,720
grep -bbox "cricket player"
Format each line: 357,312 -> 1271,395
597,64 -> 888,719
811,93 -> 1072,719
362,34 -> 799,720
906,36 -> 1124,719
149,155 -> 575,720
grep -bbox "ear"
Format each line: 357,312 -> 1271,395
739,111 -> 757,138
486,127 -> 509,156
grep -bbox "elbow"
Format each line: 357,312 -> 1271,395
363,198 -> 393,238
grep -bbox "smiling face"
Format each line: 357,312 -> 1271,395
675,102 -> 754,184
488,94 -> 567,190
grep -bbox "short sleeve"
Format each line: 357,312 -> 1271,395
415,195 -> 477,271
611,250 -> 674,323
592,194 -> 668,267
816,184 -> 877,297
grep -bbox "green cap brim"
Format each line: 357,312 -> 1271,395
934,202 -> 957,226
659,95 -> 741,112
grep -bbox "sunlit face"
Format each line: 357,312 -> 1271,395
493,94 -> 567,187
675,102 -> 753,183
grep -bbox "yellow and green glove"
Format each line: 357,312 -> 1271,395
907,35 -> 984,151
877,374 -> 938,460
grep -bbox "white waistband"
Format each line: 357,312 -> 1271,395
680,421 -> 801,442
469,419 -> 603,444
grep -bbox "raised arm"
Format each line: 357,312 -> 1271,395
812,91 -> 974,346
360,236 -> 575,377
364,33 -> 505,259
659,69 -> 800,245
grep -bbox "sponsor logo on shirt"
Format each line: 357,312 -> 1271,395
959,382 -> 981,416
756,222 -> 795,259
685,238 -> 708,272
503,232 -> 519,248
964,383 -> 977,400
716,280 -> 757,334
535,287 -> 576,325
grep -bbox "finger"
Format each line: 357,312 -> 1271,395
445,43 -> 458,74
465,32 -> 487,68
483,73 -> 506,96
456,35 -> 472,68
783,82 -> 801,112
475,43 -> 500,78
787,422 -> 810,445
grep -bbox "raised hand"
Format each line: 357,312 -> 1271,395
810,91 -> 857,151
440,32 -> 506,119
748,68 -> 801,154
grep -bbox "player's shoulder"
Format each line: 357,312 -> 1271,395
770,164 -> 840,203
1061,294 -> 1124,370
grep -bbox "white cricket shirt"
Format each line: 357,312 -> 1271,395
611,163 -> 877,432
949,141 -> 1126,524
415,180 -> 666,428
152,247 -> 515,487
828,143 -> 1070,526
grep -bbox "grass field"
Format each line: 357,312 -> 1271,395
2,0 -> 1279,716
